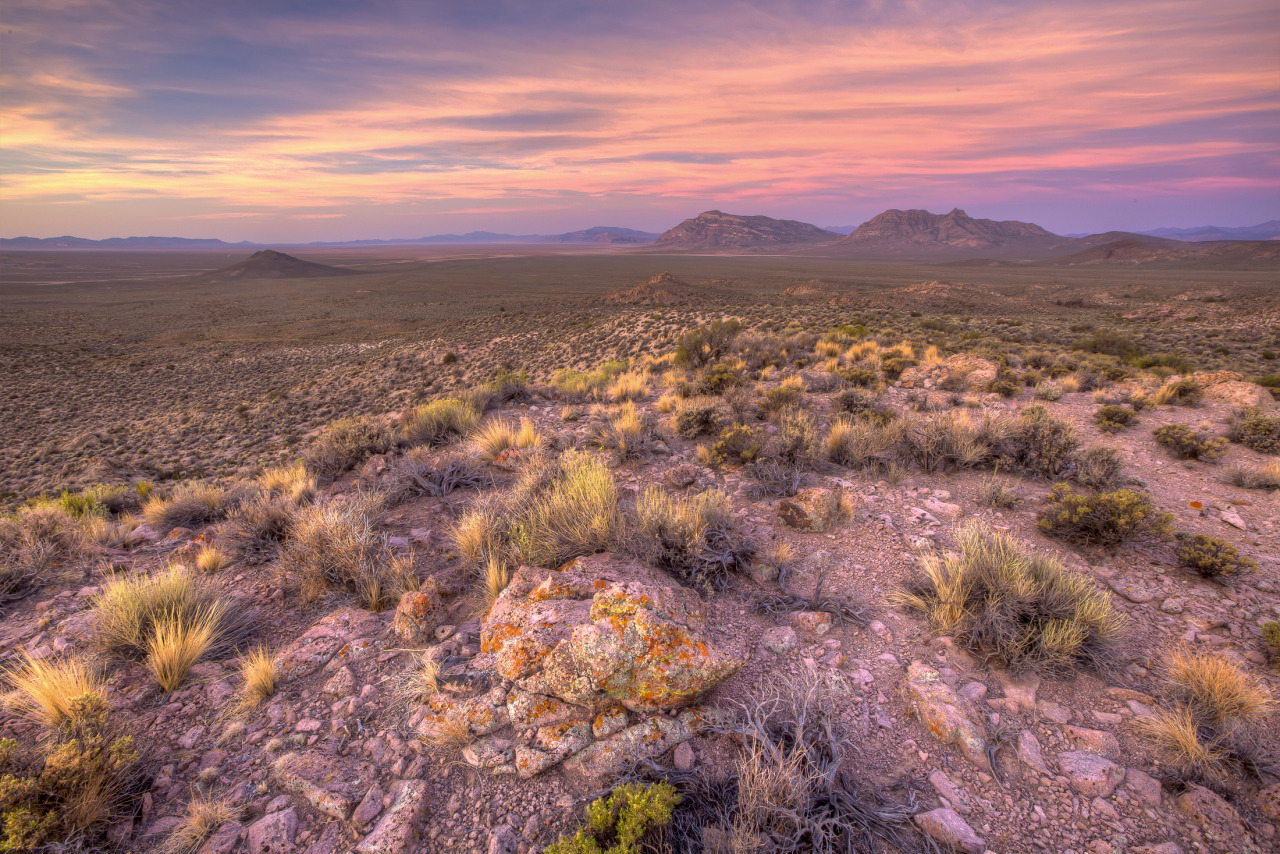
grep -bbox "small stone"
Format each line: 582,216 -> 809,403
487,824 -> 519,854
1058,751 -> 1125,798
1159,597 -> 1184,614
761,625 -> 799,655
198,821 -> 242,854
1016,730 -> 1049,773
246,808 -> 297,854
1107,578 -> 1154,603
1064,726 -> 1120,757
391,588 -> 445,645
1220,509 -> 1247,530
777,488 -> 840,532
868,620 -> 893,643
322,667 -> 357,698
997,671 -> 1039,711
914,807 -> 984,854
1036,700 -> 1071,724
353,784 -> 384,827
928,770 -> 972,815
1125,768 -> 1163,807
958,682 -> 987,702
901,662 -> 989,771
672,741 -> 695,772
788,611 -> 832,637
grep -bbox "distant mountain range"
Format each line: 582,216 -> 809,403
652,210 -> 837,249
0,226 -> 659,250
1136,221 -> 1280,242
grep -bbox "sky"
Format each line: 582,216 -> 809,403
2,0 -> 1278,241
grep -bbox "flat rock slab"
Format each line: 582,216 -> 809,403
901,662 -> 989,771
914,807 -> 984,854
356,780 -> 429,854
272,752 -> 372,820
1058,751 -> 1124,798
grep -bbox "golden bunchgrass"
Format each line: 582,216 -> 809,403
3,652 -> 104,730
194,545 -> 228,574
146,608 -> 222,693
1164,647 -> 1274,724
160,795 -> 238,854
234,646 -> 276,710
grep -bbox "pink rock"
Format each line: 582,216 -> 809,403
914,807 -> 984,853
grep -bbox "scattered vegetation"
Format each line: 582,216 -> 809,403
3,653 -> 105,731
278,491 -> 404,609
401,398 -> 482,447
1173,532 -> 1257,580
234,646 -> 276,711
142,481 -> 231,532
304,416 -> 396,480
1153,424 -> 1228,461
1224,458 -> 1280,489
977,472 -> 1021,509
1227,406 -> 1280,454
1093,405 -> 1135,433
631,487 -> 754,592
547,782 -> 680,854
896,525 -> 1125,672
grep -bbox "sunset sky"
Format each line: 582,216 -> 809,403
2,0 -> 1277,241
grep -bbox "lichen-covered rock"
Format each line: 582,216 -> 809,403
513,720 -> 593,778
564,715 -> 691,777
483,554 -> 745,712
777,488 -> 839,532
901,662 -> 989,771
391,586 -> 445,645
419,685 -> 511,739
592,706 -> 628,738
247,808 -> 296,854
788,610 -> 832,637
900,354 -> 998,392
463,735 -> 514,769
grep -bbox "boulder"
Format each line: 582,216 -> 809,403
777,488 -> 840,532
391,586 -> 445,645
901,662 -> 989,771
1058,751 -> 1124,798
246,809 -> 296,854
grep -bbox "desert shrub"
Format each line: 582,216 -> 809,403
552,361 -> 626,400
0,505 -> 83,596
143,481 -> 231,532
1005,405 -> 1078,477
608,371 -> 649,402
1153,424 -> 1228,461
745,460 -> 804,498
304,416 -> 396,479
401,398 -> 481,447
1151,379 -> 1202,407
896,525 -> 1124,672
588,403 -> 653,459
1037,484 -> 1173,547
1033,382 -> 1064,401
674,319 -> 743,368
824,417 -> 905,471
758,384 -> 801,413
1174,532 -> 1257,580
694,362 -> 742,396
1094,405 -> 1135,433
833,388 -> 892,422
1225,458 -> 1280,489
988,368 -> 1020,397
1138,648 -> 1274,782
879,354 -> 916,380
1263,622 -> 1280,664
507,452 -> 622,569
707,423 -> 764,467
0,696 -> 141,852
388,449 -> 486,500
631,488 -> 754,593
457,385 -> 494,415
93,565 -> 252,672
835,365 -> 880,389
547,782 -> 680,854
222,494 -> 293,564
771,407 -> 819,468
3,653 -> 105,732
1227,406 -> 1280,454
163,795 -> 238,854
977,473 -> 1021,509
904,410 -> 996,473
672,397 -> 726,439
1073,446 -> 1125,490
488,368 -> 532,404
255,462 -> 316,506
1074,329 -> 1141,359
280,492 -> 402,609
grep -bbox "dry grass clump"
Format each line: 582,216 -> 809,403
233,646 -> 276,710
3,653 -> 105,731
304,415 -> 396,480
474,417 -> 543,461
194,545 -> 228,574
452,452 -> 621,571
93,564 -> 251,666
142,482 -> 231,532
630,487 -> 754,592
1138,648 -> 1274,782
478,552 -> 512,611
551,360 -> 627,401
160,795 -> 237,854
769,407 -> 819,468
824,416 -> 904,471
0,505 -> 84,596
1037,483 -> 1173,547
388,448 -> 486,499
395,654 -> 440,703
255,462 -> 316,505
977,472 -> 1021,509
1151,379 -> 1203,407
896,525 -> 1125,672
146,609 -> 222,693
608,371 -> 649,402
279,491 -> 403,609
1225,458 -> 1280,489
1073,446 -> 1126,490
588,402 -> 653,459
401,397 -> 481,447
221,493 -> 293,564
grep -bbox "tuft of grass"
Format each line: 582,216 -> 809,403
194,545 -> 228,574
143,482 -> 230,532
0,505 -> 83,596
895,524 -> 1125,672
1225,458 -> 1280,490
401,398 -> 482,447
422,716 -> 473,751
3,653 -> 105,731
478,553 -> 512,613
474,419 -> 518,461
1093,405 -> 1135,433
146,607 -> 223,692
160,795 -> 237,854
304,416 -> 396,480
93,564 -> 250,663
631,487 -> 754,592
396,654 -> 440,703
255,462 -> 316,505
608,371 -> 649,402
279,492 -> 403,608
452,501 -> 506,571
234,646 -> 276,710
1165,647 -> 1274,724
588,402 -> 652,459
221,493 -> 293,564
1137,705 -> 1229,781
1037,483 -> 1173,547
977,472 -> 1021,509
510,452 -> 622,569
1150,379 -> 1202,407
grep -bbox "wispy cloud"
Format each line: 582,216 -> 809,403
1,0 -> 1276,238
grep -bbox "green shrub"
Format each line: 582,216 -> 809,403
1263,622 -> 1280,665
400,398 -> 481,447
547,782 -> 680,854
1174,532 -> 1257,580
896,525 -> 1124,672
988,369 -> 1020,397
673,320 -> 742,368
1227,407 -> 1280,454
1152,379 -> 1202,407
1094,405 -> 1135,433
879,355 -> 917,381
694,361 -> 742,395
708,423 -> 764,466
1008,405 -> 1079,477
1033,382 -> 1064,401
304,416 -> 396,479
772,407 -> 819,467
672,398 -> 725,439
1153,424 -> 1228,461
1037,484 -> 1173,547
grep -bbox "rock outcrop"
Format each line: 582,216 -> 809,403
899,354 -> 999,392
